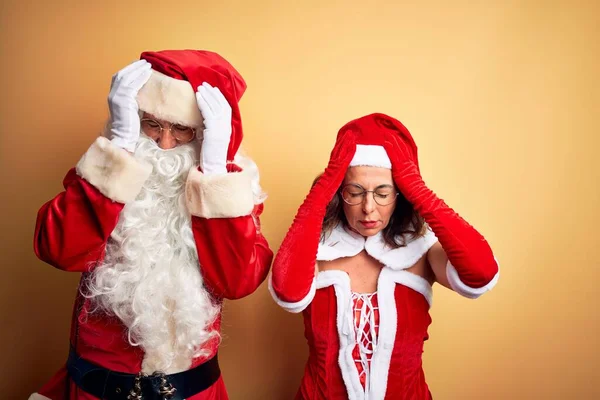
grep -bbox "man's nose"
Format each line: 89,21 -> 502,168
157,130 -> 177,150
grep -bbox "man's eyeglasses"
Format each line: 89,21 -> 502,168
140,118 -> 196,144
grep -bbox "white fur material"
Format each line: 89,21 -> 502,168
318,224 -> 438,269
315,268 -> 433,400
28,394 -> 51,400
137,70 -> 204,128
268,275 -> 317,314
368,268 -> 398,400
365,229 -> 438,270
234,152 -> 267,205
317,225 -> 365,261
349,145 -> 392,169
185,167 -> 254,218
446,260 -> 500,299
76,136 -> 152,203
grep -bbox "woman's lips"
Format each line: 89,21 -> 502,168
359,220 -> 379,229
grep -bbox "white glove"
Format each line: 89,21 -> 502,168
107,60 -> 152,152
195,82 -> 232,175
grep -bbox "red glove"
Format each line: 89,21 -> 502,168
383,131 -> 498,292
271,130 -> 357,304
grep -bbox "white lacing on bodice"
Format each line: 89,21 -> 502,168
349,291 -> 380,395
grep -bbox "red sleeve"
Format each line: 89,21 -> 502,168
191,204 -> 273,299
34,169 -> 124,272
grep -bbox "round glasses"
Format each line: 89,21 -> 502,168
341,184 -> 399,206
140,118 -> 196,144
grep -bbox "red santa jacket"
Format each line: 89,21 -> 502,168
30,137 -> 273,400
270,224 -> 440,400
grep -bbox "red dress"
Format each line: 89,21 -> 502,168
31,138 -> 273,400
270,224 -> 438,400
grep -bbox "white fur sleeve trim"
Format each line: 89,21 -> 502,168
446,259 -> 500,299
28,394 -> 51,400
268,275 -> 316,314
185,167 -> 254,218
75,136 -> 152,203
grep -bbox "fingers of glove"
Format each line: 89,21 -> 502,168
114,59 -> 150,82
109,65 -> 151,104
120,62 -> 152,87
128,68 -> 153,91
384,132 -> 413,161
201,83 -> 227,116
330,130 -> 356,163
196,86 -> 216,118
207,85 -> 231,113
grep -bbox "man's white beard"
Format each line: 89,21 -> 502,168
85,135 -> 220,373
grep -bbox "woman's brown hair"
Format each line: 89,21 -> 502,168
314,174 -> 426,248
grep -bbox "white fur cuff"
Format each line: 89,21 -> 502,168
268,275 -> 316,314
76,137 -> 152,203
446,260 -> 500,299
185,168 -> 254,218
28,394 -> 51,400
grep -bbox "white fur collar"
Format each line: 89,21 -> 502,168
317,223 -> 438,270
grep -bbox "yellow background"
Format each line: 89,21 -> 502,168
1,0 -> 599,399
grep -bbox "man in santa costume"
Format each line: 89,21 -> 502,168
30,50 -> 273,400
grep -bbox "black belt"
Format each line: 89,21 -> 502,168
67,346 -> 221,400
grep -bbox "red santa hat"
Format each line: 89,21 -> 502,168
136,49 -> 246,161
340,113 -> 420,171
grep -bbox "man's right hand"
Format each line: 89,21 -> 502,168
107,60 -> 152,152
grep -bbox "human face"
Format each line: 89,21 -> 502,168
140,113 -> 196,150
341,166 -> 398,237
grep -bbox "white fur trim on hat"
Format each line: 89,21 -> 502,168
76,137 -> 153,203
137,70 -> 204,128
349,144 -> 391,169
28,394 -> 51,400
446,259 -> 500,299
185,167 -> 254,218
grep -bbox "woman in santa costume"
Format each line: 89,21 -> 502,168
270,113 -> 499,399
30,50 -> 273,399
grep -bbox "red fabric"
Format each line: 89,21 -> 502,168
295,285 -> 432,400
140,50 -> 246,161
34,169 -> 124,272
191,163 -> 273,299
33,165 -> 272,399
381,121 -> 498,288
192,214 -> 272,299
337,113 -> 421,171
271,129 -> 357,303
